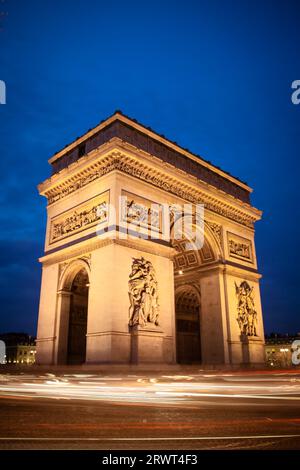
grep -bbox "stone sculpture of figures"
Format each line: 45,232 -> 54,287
128,257 -> 160,328
235,281 -> 257,336
51,202 -> 108,241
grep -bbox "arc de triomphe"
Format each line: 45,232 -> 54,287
36,111 -> 265,366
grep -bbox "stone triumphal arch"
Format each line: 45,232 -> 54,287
36,111 -> 265,366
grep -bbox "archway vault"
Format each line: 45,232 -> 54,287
175,284 -> 202,364
172,221 -> 222,275
172,222 -> 222,364
58,258 -> 91,292
56,258 -> 91,365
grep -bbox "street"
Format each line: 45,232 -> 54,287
0,369 -> 300,449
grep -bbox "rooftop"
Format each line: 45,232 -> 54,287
47,111 -> 252,204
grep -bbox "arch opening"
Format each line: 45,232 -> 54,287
172,222 -> 222,364
175,286 -> 201,364
66,268 -> 89,365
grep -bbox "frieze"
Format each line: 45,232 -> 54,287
48,160 -> 116,204
46,155 -> 255,228
49,192 -> 109,244
115,159 -> 254,228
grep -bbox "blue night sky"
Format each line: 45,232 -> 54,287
0,0 -> 299,335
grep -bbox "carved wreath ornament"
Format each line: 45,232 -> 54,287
235,281 -> 258,337
128,257 -> 160,328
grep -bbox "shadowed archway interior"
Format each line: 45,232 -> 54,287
175,287 -> 201,364
67,268 -> 89,365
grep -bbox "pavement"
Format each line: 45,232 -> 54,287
0,367 -> 300,450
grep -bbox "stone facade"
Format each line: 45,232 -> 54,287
36,111 -> 265,366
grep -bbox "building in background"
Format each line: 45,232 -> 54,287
0,333 -> 36,365
265,334 -> 300,368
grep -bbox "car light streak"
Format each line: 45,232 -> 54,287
0,434 -> 299,442
0,372 -> 300,405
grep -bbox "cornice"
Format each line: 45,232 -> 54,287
48,111 -> 251,193
38,141 -> 261,228
117,140 -> 261,221
223,263 -> 262,281
39,235 -> 176,266
174,261 -> 261,283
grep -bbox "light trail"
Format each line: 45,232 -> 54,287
0,371 -> 300,405
0,434 -> 299,441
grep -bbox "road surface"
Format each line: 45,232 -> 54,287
0,369 -> 300,449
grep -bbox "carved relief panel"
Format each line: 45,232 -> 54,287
128,257 -> 160,328
49,191 -> 109,244
235,281 -> 258,337
227,232 -> 253,263
121,190 -> 162,234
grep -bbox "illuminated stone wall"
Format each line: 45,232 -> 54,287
36,112 -> 265,366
